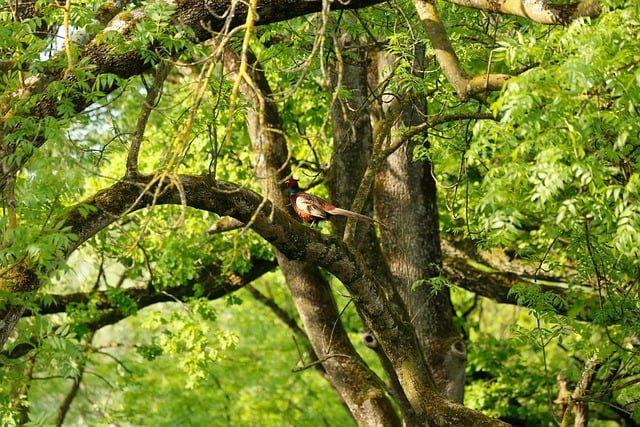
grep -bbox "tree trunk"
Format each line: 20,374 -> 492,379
327,34 -> 387,275
373,47 -> 467,403
328,33 -> 422,425
226,47 -> 402,426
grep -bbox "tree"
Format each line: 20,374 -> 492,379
2,0 -> 639,425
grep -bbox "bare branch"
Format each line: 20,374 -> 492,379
414,0 -> 512,100
2,258 -> 276,361
444,0 -> 601,25
560,354 -> 600,427
126,61 -> 173,175
413,0 -> 600,99
207,216 -> 245,234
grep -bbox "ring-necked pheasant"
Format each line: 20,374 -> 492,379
287,177 -> 378,225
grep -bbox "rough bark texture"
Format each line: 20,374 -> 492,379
327,34 -> 389,276
411,0 -> 599,99
0,263 -> 42,350
280,260 -> 401,426
373,48 -> 467,403
413,0 -> 511,100
225,47 -> 401,426
327,33 -> 419,425
560,355 -> 599,427
444,0 -> 601,25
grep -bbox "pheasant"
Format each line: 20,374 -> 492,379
287,177 -> 378,225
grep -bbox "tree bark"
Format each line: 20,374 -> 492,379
327,33 -> 420,425
412,0 -> 511,100
224,46 -> 402,426
560,354 -> 599,427
444,0 -> 601,25
373,47 -> 467,403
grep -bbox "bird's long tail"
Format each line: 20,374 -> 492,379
328,207 -> 381,225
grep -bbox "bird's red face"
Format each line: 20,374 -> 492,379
287,177 -> 298,188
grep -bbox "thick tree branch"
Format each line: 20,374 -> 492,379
2,259 -> 276,361
414,0 -> 511,100
372,45 -> 467,404
445,0 -> 601,25
441,240 -> 602,321
0,171 -> 511,424
413,0 -> 600,99
0,176 -> 601,358
55,175 -> 503,425
27,259 -> 277,318
19,0 -> 386,115
326,37 -> 417,425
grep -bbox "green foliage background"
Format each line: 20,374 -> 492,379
1,0 -> 639,424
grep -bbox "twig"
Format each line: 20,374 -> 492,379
126,61 -> 173,175
560,354 -> 600,427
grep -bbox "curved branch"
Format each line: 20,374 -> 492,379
17,0 -> 387,116
401,111 -> 497,142
26,259 -> 277,318
414,0 -> 512,100
413,0 -> 600,99
441,240 -> 604,322
126,61 -> 173,175
2,258 -> 276,361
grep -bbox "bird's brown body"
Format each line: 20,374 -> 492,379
287,178 -> 377,225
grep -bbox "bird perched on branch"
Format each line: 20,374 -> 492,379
287,177 -> 378,226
